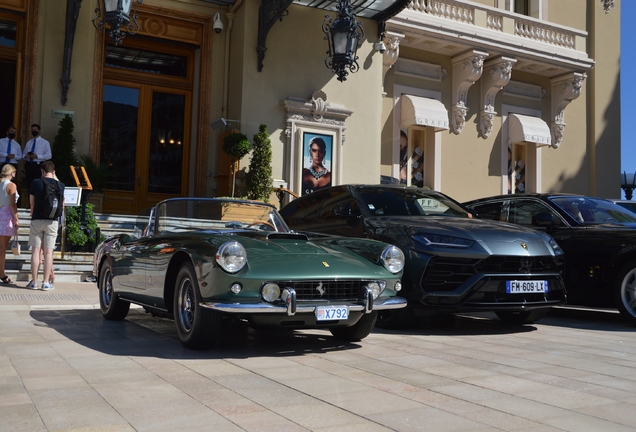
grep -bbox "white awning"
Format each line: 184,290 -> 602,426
400,95 -> 449,131
508,113 -> 551,146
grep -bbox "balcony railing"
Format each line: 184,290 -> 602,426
405,0 -> 585,52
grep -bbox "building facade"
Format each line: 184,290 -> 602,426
0,0 -> 620,213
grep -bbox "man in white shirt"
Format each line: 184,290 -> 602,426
0,125 -> 22,171
23,123 -> 52,191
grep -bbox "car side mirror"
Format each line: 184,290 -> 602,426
532,212 -> 555,233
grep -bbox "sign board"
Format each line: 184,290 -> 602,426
64,187 -> 82,207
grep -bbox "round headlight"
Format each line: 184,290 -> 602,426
261,283 -> 281,302
216,241 -> 247,273
381,245 -> 405,274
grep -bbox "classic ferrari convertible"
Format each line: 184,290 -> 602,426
92,198 -> 406,349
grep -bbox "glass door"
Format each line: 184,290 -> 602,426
100,82 -> 190,214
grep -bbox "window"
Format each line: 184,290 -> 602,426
513,0 -> 541,18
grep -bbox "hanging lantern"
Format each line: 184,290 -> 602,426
93,0 -> 143,46
322,0 -> 365,82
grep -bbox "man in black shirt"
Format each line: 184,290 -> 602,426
27,161 -> 64,291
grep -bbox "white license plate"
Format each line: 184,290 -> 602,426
506,280 -> 548,293
315,306 -> 349,321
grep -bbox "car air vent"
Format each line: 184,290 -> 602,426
271,280 -> 365,300
267,233 -> 309,241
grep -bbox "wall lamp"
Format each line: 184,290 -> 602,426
93,0 -> 143,46
322,0 -> 365,82
210,118 -> 240,130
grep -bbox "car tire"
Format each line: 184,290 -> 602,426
330,311 -> 378,342
99,261 -> 130,320
495,309 -> 547,324
614,260 -> 636,326
174,263 -> 222,350
375,305 -> 414,329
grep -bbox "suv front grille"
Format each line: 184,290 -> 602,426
421,255 -> 564,293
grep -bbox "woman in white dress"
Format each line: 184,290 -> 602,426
0,164 -> 19,284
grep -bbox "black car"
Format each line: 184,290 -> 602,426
464,193 -> 636,325
280,185 -> 567,328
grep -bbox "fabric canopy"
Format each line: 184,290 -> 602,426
400,95 -> 449,131
508,113 -> 551,146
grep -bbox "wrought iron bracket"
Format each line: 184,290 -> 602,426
258,0 -> 294,72
61,0 -> 83,106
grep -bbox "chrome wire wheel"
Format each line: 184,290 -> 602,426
177,276 -> 196,334
98,261 -> 129,320
100,267 -> 113,309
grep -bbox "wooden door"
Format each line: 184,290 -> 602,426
100,82 -> 191,214
99,37 -> 194,214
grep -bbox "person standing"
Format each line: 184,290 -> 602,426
23,124 -> 52,192
0,125 -> 22,171
27,160 -> 63,291
0,164 -> 19,284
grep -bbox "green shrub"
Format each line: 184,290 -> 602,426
66,204 -> 103,246
246,125 -> 273,201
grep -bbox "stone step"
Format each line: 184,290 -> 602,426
6,208 -> 138,283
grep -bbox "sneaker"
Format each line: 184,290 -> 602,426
26,280 -> 38,290
41,282 -> 54,291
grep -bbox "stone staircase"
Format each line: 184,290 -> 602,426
5,209 -> 137,284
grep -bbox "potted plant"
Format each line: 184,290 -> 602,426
51,114 -> 79,186
245,124 -> 273,202
65,203 -> 104,252
222,132 -> 251,197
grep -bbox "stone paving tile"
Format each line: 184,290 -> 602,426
368,405 -> 494,432
572,402 -> 636,428
0,403 -> 46,431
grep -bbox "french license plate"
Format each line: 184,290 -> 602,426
315,306 -> 349,321
506,280 -> 548,293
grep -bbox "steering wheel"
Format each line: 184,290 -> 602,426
246,220 -> 276,231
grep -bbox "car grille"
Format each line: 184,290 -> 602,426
422,255 -> 564,293
269,280 -> 367,300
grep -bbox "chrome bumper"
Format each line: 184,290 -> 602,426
200,287 -> 407,316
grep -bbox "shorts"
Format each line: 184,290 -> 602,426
29,219 -> 59,250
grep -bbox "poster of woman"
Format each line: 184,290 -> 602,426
301,132 -> 332,195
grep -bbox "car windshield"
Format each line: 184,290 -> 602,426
141,199 -> 290,235
550,196 -> 636,224
357,188 -> 471,217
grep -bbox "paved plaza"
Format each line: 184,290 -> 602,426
0,281 -> 635,431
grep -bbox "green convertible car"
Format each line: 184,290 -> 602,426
93,198 -> 406,350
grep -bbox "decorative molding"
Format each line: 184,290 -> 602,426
550,72 -> 586,148
479,56 -> 516,138
601,0 -> 615,14
503,80 -> 546,101
394,58 -> 446,82
382,32 -> 403,85
61,0 -> 83,106
451,50 -> 488,134
282,92 -> 353,127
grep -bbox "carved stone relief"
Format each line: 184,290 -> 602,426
479,56 -> 516,139
550,72 -> 586,148
451,50 -> 488,134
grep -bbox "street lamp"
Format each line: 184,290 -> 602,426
93,0 -> 143,46
621,171 -> 636,200
322,0 -> 365,82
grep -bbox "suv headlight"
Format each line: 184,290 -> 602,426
216,241 -> 247,273
381,245 -> 405,274
547,237 -> 563,255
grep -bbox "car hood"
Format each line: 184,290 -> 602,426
364,216 -> 557,256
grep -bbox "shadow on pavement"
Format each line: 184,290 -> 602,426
29,308 -> 364,359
